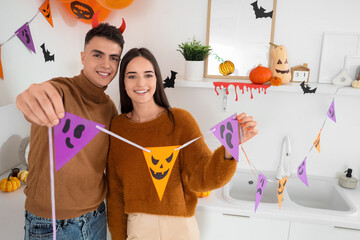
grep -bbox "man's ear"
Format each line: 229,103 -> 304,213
81,51 -> 84,65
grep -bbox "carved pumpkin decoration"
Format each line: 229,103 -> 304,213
270,45 -> 291,85
270,76 -> 282,86
62,0 -> 111,25
219,60 -> 235,76
17,170 -> 29,183
249,64 -> 272,84
0,173 -> 20,192
197,191 -> 211,198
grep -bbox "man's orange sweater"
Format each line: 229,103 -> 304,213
107,108 -> 237,239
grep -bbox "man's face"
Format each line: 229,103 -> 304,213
81,36 -> 122,88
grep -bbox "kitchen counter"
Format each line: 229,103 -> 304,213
196,177 -> 360,231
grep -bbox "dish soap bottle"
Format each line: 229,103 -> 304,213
338,168 -> 358,189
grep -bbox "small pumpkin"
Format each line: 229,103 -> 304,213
249,64 -> 272,84
197,191 -> 211,198
219,60 -> 235,76
0,173 -> 21,192
270,76 -> 282,86
17,170 -> 29,183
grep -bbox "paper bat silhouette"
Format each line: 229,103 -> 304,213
163,70 -> 177,88
251,0 -> 273,19
40,43 -> 55,62
300,81 -> 317,94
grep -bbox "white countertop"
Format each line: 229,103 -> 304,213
196,177 -> 360,231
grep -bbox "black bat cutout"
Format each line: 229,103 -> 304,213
251,0 -> 273,19
40,43 -> 55,62
163,70 -> 177,88
300,81 -> 317,94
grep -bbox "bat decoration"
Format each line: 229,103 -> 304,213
300,81 -> 317,94
40,43 -> 55,62
163,70 -> 177,88
251,0 -> 273,19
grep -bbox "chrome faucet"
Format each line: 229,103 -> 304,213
276,136 -> 291,180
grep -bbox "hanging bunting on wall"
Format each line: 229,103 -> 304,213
39,0 -> 54,27
15,23 -> 36,53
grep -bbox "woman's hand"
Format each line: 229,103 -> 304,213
237,112 -> 258,143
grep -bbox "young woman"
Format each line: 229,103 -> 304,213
106,48 -> 258,240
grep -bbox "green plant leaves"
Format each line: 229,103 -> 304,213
177,37 -> 212,61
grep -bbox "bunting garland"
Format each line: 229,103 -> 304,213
0,1 -> 54,80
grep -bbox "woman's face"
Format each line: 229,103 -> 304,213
124,56 -> 157,107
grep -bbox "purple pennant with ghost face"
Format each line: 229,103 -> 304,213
297,157 -> 309,186
255,173 -> 267,213
211,114 -> 239,161
327,100 -> 336,123
54,112 -> 104,171
15,22 -> 36,53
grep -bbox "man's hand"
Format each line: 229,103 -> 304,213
16,82 -> 64,127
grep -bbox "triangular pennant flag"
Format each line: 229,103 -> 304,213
313,130 -> 321,153
0,45 -> 3,80
15,23 -> 36,53
39,0 -> 54,27
297,157 -> 309,186
143,146 -> 180,201
327,100 -> 336,123
211,114 -> 239,161
277,176 -> 288,209
255,173 -> 267,213
54,112 -> 104,171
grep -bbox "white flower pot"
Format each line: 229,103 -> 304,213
185,60 -> 204,81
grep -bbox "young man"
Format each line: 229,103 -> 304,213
16,23 -> 124,240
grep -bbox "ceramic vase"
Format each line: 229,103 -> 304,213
185,60 -> 204,81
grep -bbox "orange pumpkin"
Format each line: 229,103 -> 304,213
62,0 -> 111,25
197,191 -> 211,198
270,76 -> 282,86
0,173 -> 20,192
219,60 -> 235,76
249,64 -> 272,84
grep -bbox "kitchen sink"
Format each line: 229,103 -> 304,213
223,169 -> 357,214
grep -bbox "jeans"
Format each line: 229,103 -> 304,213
24,201 -> 107,240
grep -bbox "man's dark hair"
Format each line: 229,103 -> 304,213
85,23 -> 124,50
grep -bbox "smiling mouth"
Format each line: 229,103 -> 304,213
97,71 -> 110,76
275,69 -> 289,74
150,168 -> 169,180
135,90 -> 149,94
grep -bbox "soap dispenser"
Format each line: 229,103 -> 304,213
338,168 -> 358,189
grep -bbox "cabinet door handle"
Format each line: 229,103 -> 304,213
334,226 -> 360,232
222,213 -> 250,218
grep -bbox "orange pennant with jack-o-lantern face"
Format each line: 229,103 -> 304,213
143,146 -> 180,201
277,176 -> 288,209
39,0 -> 53,27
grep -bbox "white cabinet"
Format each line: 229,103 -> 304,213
195,210 -> 290,240
288,222 -> 360,240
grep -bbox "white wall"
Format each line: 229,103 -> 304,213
0,0 -> 359,179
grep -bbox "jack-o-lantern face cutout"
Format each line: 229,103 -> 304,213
271,45 -> 291,84
62,0 -> 111,25
39,0 -> 53,27
277,176 -> 288,208
150,153 -> 173,180
143,146 -> 180,201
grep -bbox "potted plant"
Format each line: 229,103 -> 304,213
177,37 -> 212,81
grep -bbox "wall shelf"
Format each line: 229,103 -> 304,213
174,78 -> 360,96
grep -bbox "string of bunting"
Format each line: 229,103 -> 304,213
0,0 -> 54,80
